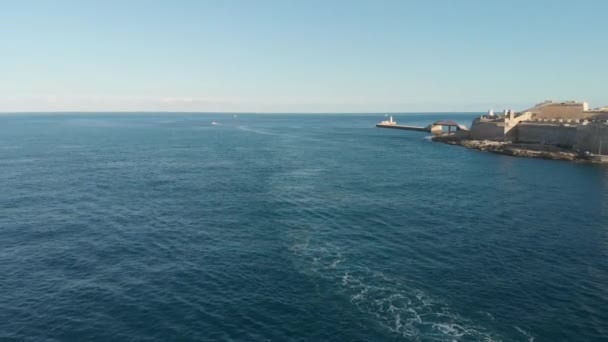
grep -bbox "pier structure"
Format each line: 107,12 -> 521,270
376,118 -> 468,135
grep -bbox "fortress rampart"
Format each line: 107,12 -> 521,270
468,101 -> 608,154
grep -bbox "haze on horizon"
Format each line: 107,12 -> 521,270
1,0 -> 607,113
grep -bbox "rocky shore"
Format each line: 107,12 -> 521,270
432,135 -> 596,162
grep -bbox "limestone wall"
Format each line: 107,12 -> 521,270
575,123 -> 608,154
506,111 -> 532,124
529,103 -> 593,120
586,111 -> 608,120
515,123 -> 578,147
469,120 -> 506,141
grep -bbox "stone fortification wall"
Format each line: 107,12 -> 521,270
469,120 -> 506,141
506,111 -> 532,124
468,112 -> 608,153
529,103 -> 593,120
515,123 -> 578,147
575,123 -> 608,154
586,111 -> 608,120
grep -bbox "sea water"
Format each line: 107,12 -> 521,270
1,113 -> 607,341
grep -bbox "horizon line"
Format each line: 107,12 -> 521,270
0,110 -> 484,115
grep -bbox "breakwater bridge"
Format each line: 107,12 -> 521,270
376,117 -> 468,135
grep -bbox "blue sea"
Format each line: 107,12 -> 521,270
1,113 -> 607,341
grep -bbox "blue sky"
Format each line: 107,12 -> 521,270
1,0 -> 607,112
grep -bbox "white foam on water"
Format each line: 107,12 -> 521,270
289,233 -> 503,341
480,311 -> 495,321
328,257 -> 343,269
341,272 -> 350,285
514,326 -> 535,342
432,322 -> 466,337
236,125 -> 279,136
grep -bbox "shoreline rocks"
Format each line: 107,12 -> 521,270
432,135 -> 590,162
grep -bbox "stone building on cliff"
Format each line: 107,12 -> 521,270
468,101 -> 608,154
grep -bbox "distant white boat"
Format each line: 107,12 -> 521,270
212,121 -> 221,126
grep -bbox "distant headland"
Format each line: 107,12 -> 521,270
378,101 -> 608,163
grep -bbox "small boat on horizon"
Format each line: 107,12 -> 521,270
212,121 -> 221,126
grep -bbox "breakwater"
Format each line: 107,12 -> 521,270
375,123 -> 428,132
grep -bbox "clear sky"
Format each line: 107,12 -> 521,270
1,0 -> 607,113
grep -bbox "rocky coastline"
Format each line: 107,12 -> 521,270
432,135 -> 604,163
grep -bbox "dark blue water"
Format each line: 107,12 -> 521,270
1,114 -> 607,341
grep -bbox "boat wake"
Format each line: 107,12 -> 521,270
289,234 -> 502,341
236,125 -> 279,136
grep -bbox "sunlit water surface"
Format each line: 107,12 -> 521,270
1,114 -> 607,341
